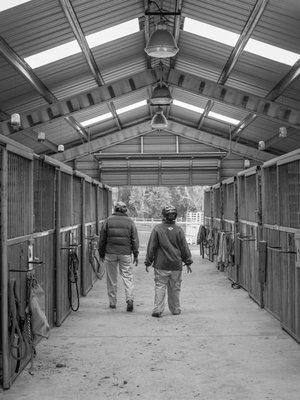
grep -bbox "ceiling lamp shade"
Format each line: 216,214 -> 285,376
150,83 -> 173,105
145,23 -> 179,58
151,109 -> 168,129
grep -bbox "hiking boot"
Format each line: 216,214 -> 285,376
126,300 -> 134,312
109,304 -> 116,309
152,312 -> 162,318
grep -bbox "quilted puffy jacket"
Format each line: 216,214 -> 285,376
98,212 -> 139,258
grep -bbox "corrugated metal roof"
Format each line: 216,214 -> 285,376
0,0 -> 299,183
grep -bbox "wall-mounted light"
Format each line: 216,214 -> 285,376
258,140 -> 265,150
58,144 -> 64,153
151,109 -> 168,129
10,113 -> 21,128
37,131 -> 46,142
244,159 -> 250,169
279,126 -> 288,138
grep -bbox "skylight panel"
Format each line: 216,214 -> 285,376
173,99 -> 204,114
245,39 -> 299,66
24,18 -> 139,68
0,0 -> 31,12
173,99 -> 239,125
209,111 -> 239,125
87,19 -> 139,48
81,112 -> 112,127
184,17 -> 299,66
116,100 -> 147,115
25,41 -> 81,69
184,17 -> 239,47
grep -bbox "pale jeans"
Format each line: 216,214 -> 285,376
104,254 -> 133,306
153,269 -> 182,315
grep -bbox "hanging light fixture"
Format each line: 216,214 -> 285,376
145,22 -> 179,58
150,82 -> 173,106
58,144 -> 65,153
151,109 -> 168,129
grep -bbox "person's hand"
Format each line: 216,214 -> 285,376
133,256 -> 138,266
186,264 -> 192,273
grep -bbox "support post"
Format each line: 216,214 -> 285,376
81,179 -> 86,295
55,169 -> 62,326
1,148 -> 9,389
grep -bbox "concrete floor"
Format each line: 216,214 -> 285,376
2,246 -> 300,400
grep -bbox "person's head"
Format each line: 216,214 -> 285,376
162,205 -> 177,222
114,201 -> 128,214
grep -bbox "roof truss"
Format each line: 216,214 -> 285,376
52,120 -> 274,163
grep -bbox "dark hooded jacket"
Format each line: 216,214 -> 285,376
98,212 -> 139,258
144,220 -> 193,271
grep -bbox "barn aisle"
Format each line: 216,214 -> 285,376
2,247 -> 300,400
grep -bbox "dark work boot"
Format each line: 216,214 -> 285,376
126,300 -> 134,312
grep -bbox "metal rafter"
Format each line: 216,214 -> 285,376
0,35 -> 89,143
52,120 -> 274,163
93,151 -> 227,159
232,59 -> 300,140
3,68 -> 299,137
218,0 -> 269,85
0,36 -> 56,104
166,69 -> 300,129
0,69 -> 159,135
143,0 -> 152,69
59,0 -> 122,130
0,109 -> 9,121
198,0 -> 268,132
170,0 -> 182,69
197,99 -> 214,129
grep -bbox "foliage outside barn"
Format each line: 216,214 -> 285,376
112,186 -> 205,248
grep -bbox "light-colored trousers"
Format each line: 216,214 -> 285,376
153,269 -> 182,315
104,254 -> 133,306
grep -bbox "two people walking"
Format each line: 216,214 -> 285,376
98,202 -> 193,317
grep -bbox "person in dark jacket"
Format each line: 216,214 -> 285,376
144,205 -> 193,318
99,201 -> 139,312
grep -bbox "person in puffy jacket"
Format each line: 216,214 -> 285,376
99,201 -> 139,312
144,205 -> 193,318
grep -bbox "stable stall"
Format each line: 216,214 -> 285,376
262,150 -> 300,342
0,135 -> 112,389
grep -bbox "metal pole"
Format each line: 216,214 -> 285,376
81,179 -> 86,295
1,148 -> 10,388
55,169 -> 62,326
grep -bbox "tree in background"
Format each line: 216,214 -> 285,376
113,186 -> 205,219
